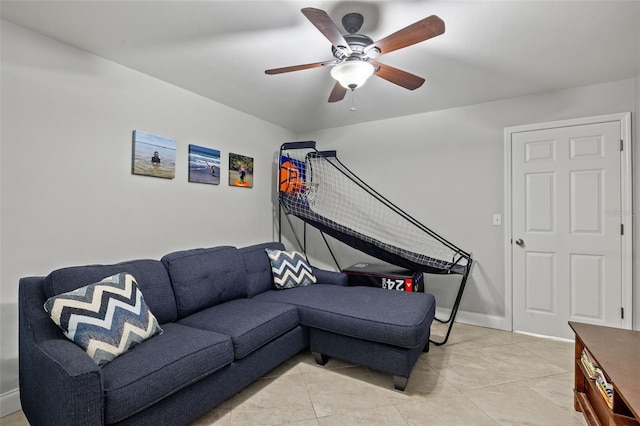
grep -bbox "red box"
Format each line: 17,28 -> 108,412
342,262 -> 424,292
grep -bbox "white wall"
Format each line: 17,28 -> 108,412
0,21 -> 293,413
297,79 -> 637,330
635,71 -> 640,331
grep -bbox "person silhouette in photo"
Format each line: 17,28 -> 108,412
239,165 -> 246,183
204,160 -> 216,176
151,151 -> 161,164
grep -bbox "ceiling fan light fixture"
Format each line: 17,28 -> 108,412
330,60 -> 374,90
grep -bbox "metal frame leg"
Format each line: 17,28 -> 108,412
429,260 -> 472,346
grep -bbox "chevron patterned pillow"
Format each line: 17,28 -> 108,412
265,249 -> 317,289
44,272 -> 163,366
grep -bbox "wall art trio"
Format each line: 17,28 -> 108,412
131,130 -> 253,188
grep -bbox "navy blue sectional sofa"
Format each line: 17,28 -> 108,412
19,242 -> 436,425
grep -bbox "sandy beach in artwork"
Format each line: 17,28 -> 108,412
189,166 -> 220,185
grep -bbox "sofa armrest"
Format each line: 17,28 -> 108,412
19,277 -> 104,426
312,268 -> 348,286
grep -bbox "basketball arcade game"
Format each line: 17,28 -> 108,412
277,141 -> 472,345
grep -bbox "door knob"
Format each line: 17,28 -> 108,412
515,239 -> 524,246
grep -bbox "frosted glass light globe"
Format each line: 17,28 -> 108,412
330,60 -> 375,90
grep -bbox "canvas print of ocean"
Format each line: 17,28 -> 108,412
132,130 -> 176,179
189,144 -> 220,185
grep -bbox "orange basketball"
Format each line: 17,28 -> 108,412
280,160 -> 303,193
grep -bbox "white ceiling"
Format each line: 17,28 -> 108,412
2,1 -> 640,132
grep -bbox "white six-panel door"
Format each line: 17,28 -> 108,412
511,120 -> 625,339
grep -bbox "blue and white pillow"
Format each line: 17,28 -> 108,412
44,273 -> 163,366
265,249 -> 317,289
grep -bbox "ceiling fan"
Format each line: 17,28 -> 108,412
265,7 -> 445,103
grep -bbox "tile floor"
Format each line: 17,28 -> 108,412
0,322 -> 586,425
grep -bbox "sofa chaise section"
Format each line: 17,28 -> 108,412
245,242 -> 435,391
254,284 -> 435,390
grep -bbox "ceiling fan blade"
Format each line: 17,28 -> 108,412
302,8 -> 352,56
366,15 -> 444,56
371,61 -> 425,90
328,82 -> 348,103
265,61 -> 335,75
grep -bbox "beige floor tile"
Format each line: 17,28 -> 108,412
285,419 -> 320,426
465,381 -> 585,425
522,372 -> 577,410
472,343 -> 567,382
395,393 -> 498,426
425,348 -> 519,391
516,339 -> 575,372
229,374 -> 316,425
389,355 -> 462,400
318,405 -> 408,425
431,323 -> 543,351
0,411 -> 28,426
303,366 -> 406,418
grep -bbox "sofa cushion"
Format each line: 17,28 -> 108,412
254,285 -> 435,348
177,298 -> 299,359
161,246 -> 247,318
265,249 -> 317,289
44,273 -> 163,366
45,259 -> 177,324
101,322 -> 233,424
239,242 -> 285,297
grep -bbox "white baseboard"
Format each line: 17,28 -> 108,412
434,307 -> 509,331
512,330 -> 574,343
0,388 -> 21,418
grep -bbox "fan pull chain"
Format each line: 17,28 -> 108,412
350,90 -> 357,112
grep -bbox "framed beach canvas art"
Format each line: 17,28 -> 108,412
229,153 -> 253,188
188,144 -> 220,185
131,130 -> 176,179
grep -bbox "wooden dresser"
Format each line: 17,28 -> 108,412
569,321 -> 640,425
